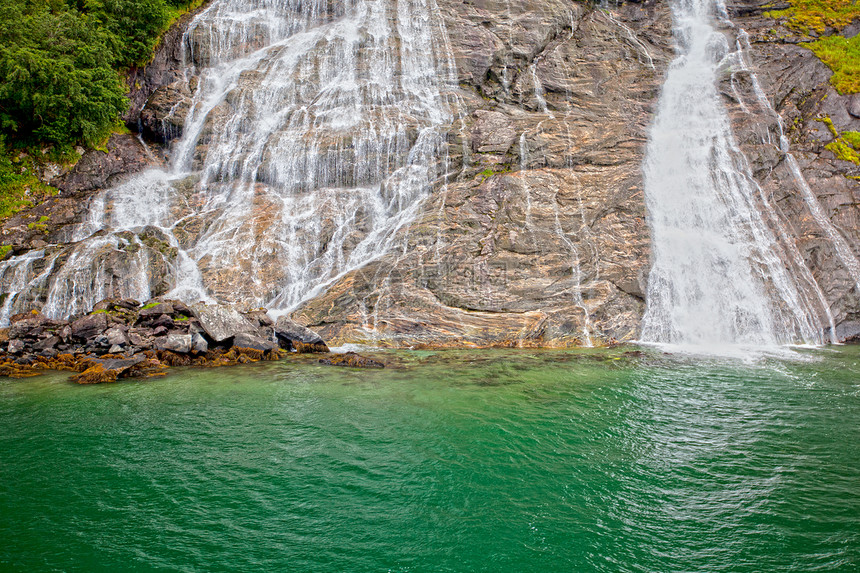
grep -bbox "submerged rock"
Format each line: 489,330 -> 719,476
319,352 -> 385,369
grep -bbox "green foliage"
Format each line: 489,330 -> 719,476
765,0 -> 860,34
0,245 -> 12,259
806,34 -> 860,94
0,137 -> 58,221
765,1 -> 860,94
0,0 -> 197,150
141,302 -> 160,310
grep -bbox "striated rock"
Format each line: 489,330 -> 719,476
722,0 -> 860,342
55,135 -> 157,194
71,313 -> 108,340
319,352 -> 385,369
190,304 -> 259,343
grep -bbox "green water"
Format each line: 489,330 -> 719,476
1,347 -> 858,572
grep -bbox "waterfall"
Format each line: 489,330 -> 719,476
640,0 -> 826,349
0,0 -> 457,323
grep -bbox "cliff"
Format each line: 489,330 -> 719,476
1,0 -> 858,347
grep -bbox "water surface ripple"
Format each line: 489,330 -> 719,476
1,348 -> 858,571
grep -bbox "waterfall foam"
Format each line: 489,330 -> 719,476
0,0 -> 458,324
640,0 -> 826,350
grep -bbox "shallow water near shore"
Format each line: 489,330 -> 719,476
1,346 -> 859,572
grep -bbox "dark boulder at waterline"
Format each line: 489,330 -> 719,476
274,317 -> 330,353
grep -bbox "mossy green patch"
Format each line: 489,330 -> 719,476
141,302 -> 160,310
841,131 -> 860,148
765,1 -> 860,94
26,215 -> 50,231
826,140 -> 860,164
0,245 -> 12,259
765,0 -> 860,34
806,34 -> 860,94
0,141 -> 59,223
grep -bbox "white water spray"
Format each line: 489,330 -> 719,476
641,0 -> 825,348
0,0 -> 458,323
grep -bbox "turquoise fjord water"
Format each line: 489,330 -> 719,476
1,348 -> 859,572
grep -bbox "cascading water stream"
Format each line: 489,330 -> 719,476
0,0 -> 458,323
640,0 -> 826,350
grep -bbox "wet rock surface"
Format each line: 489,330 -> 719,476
722,0 -> 860,341
294,0 -> 675,347
0,302 -> 334,383
2,0 -> 859,348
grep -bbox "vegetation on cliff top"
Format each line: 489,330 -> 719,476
0,0 -> 199,150
0,0 -> 200,227
765,0 -> 860,94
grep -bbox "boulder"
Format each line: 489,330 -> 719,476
244,309 -> 274,327
7,339 -> 25,354
232,332 -> 277,352
274,317 -> 329,353
8,313 -> 55,339
154,334 -> 192,354
71,355 -> 146,384
104,327 -> 129,347
190,304 -> 259,343
93,298 -> 140,312
319,352 -> 384,369
33,336 -> 59,351
191,332 -> 208,353
139,302 -> 174,317
148,314 -> 175,329
71,313 -> 108,340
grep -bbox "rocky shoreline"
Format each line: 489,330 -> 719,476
0,299 -> 383,383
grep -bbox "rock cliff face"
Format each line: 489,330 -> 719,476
721,0 -> 860,341
2,0 -> 860,347
294,0 -> 675,346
